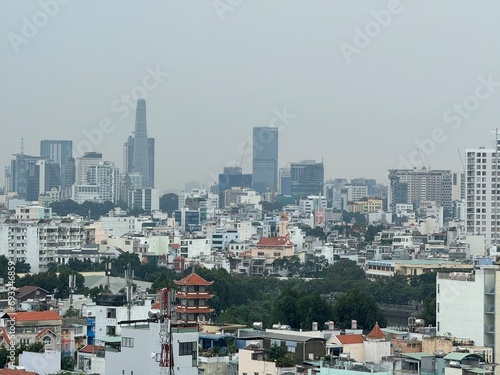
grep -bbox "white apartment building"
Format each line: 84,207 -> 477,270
436,266 -> 500,361
84,299 -> 152,338
98,216 -> 153,237
211,229 -> 239,251
75,152 -> 102,185
70,184 -> 100,204
87,162 -> 121,204
15,205 -> 52,220
105,322 -> 198,375
179,237 -> 211,258
299,195 -> 327,215
0,219 -> 85,272
465,147 -> 499,246
347,184 -> 368,202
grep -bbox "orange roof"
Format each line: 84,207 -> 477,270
256,236 -> 293,247
79,344 -> 104,353
0,370 -> 39,375
367,323 -> 385,340
8,310 -> 61,322
175,272 -> 213,286
335,334 -> 365,344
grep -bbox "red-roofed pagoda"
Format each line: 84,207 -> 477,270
174,270 -> 214,323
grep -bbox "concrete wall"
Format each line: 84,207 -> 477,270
19,350 -> 61,375
364,341 -> 390,363
422,337 -> 453,354
437,274 -> 484,346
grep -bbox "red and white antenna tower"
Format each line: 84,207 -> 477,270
158,288 -> 175,375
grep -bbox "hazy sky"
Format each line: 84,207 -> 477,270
2,0 -> 500,192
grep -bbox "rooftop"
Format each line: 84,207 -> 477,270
5,310 -> 61,322
335,334 -> 365,345
175,271 -> 213,286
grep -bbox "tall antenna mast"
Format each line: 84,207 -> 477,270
125,263 -> 134,321
20,138 -> 24,155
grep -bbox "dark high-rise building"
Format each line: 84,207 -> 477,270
290,160 -> 324,197
38,160 -> 61,194
40,140 -> 73,189
218,166 -> 252,207
123,101 -> 155,188
279,167 -> 291,196
131,99 -> 153,188
11,154 -> 47,201
252,127 -> 278,193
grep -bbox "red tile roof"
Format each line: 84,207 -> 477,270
256,236 -> 293,247
79,344 -> 104,353
175,272 -> 213,286
335,334 -> 365,344
0,370 -> 39,375
8,311 -> 61,322
170,244 -> 180,250
367,323 -> 385,340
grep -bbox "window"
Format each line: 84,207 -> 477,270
122,337 -> 134,348
179,341 -> 197,356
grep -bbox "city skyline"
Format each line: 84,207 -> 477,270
2,1 -> 500,191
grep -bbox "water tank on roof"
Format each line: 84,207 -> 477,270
449,361 -> 461,368
253,322 -> 263,330
148,309 -> 161,319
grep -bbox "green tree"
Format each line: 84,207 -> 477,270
61,355 -> 76,371
272,289 -> 334,330
268,344 -> 295,367
419,296 -> 436,326
15,260 -> 31,273
159,193 -> 179,215
332,288 -> 387,330
303,226 -> 327,241
365,224 -> 385,243
319,259 -> 366,293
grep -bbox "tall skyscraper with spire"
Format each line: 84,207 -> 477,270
127,99 -> 154,188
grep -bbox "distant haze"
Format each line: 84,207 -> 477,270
2,0 -> 500,192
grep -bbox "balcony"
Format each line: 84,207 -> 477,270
484,324 -> 494,333
485,304 -> 495,314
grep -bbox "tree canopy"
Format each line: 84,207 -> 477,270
332,288 -> 387,329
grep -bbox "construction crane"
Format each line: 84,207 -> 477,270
239,141 -> 248,169
457,149 -> 466,172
